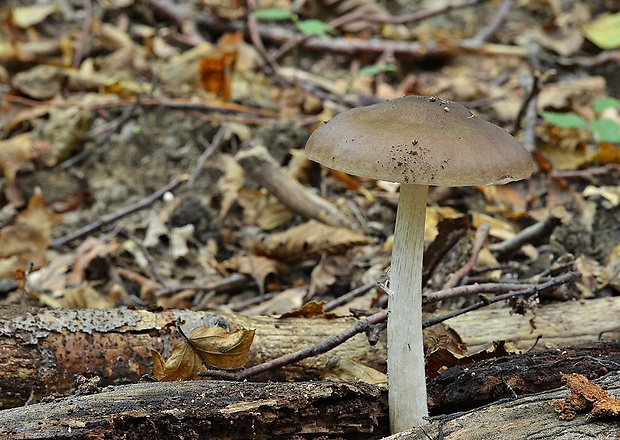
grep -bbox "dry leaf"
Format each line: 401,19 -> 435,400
252,220 -> 374,262
198,33 -> 243,101
322,356 -> 387,386
224,254 -> 285,289
61,283 -> 114,309
217,153 -> 245,221
0,188 -> 59,278
66,237 -> 119,286
152,326 -> 255,381
243,286 -> 307,316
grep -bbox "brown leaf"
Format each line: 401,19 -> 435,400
0,188 -> 59,278
151,326 -> 255,381
224,254 -> 285,289
322,356 -> 387,386
252,220 -> 374,262
198,33 -> 242,101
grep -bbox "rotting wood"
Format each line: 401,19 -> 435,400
2,297 -> 619,409
386,371 -> 620,440
0,306 -> 386,408
0,380 -> 389,440
427,340 -> 620,415
236,145 -> 353,228
444,296 -> 620,353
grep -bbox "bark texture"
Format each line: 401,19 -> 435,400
387,371 -> 620,440
0,380 -> 389,440
0,306 -> 386,408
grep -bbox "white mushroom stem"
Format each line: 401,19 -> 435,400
388,183 -> 429,432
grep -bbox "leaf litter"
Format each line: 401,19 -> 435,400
0,0 -> 619,426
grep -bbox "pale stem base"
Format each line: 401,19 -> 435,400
387,183 -> 429,433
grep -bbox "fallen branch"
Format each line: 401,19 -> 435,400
50,175 -> 189,248
236,145 -> 352,227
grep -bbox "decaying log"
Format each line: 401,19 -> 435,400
0,306 -> 386,408
235,145 -> 353,228
427,341 -> 620,415
2,297 -> 619,410
388,371 -> 620,440
0,380 -> 389,440
443,296 -> 620,353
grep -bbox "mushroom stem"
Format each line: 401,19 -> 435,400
388,182 -> 429,432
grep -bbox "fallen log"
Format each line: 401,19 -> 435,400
2,297 -> 619,410
0,306 -> 386,408
0,380 -> 389,440
388,371 -> 620,440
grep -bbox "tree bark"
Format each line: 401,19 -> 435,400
0,380 -> 389,440
2,297 -> 619,410
0,306 -> 386,408
386,371 -> 620,440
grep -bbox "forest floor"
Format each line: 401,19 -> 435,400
1,0 -> 620,438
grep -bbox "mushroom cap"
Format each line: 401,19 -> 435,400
305,95 -> 535,186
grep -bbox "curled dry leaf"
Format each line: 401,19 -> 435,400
224,254 -> 285,290
152,326 -> 255,381
251,220 -> 374,262
322,356 -> 387,387
0,188 -> 59,279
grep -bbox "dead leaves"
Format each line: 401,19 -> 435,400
0,188 -> 59,279
251,220 -> 374,263
152,325 -> 255,381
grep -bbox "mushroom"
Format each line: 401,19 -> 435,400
305,95 -> 535,433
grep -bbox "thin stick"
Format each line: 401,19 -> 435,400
443,223 -> 490,290
489,213 -> 562,259
72,0 -> 92,68
424,271 -> 581,327
461,0 -> 514,48
323,278 -> 384,312
50,175 -> 189,248
197,272 -> 580,382
189,126 -> 228,187
198,309 -> 388,380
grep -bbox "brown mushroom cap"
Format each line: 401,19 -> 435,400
306,95 -> 535,186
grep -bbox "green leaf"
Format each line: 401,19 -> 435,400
594,97 -> 620,115
296,19 -> 333,40
591,118 -> 620,143
358,65 -> 397,76
254,8 -> 294,21
540,111 -> 588,129
581,12 -> 620,49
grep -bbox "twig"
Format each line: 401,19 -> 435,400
323,278 -> 385,312
423,281 -> 536,305
198,309 -> 388,380
156,273 -> 252,298
72,0 -> 92,68
50,175 -> 189,248
461,0 -> 514,48
489,212 -> 562,259
246,0 -> 281,74
443,223 -> 490,290
259,25 -> 527,57
236,145 -> 352,228
199,271 -> 580,381
272,9 -> 366,61
188,125 -> 228,188
424,271 -> 581,327
362,0 -> 484,25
